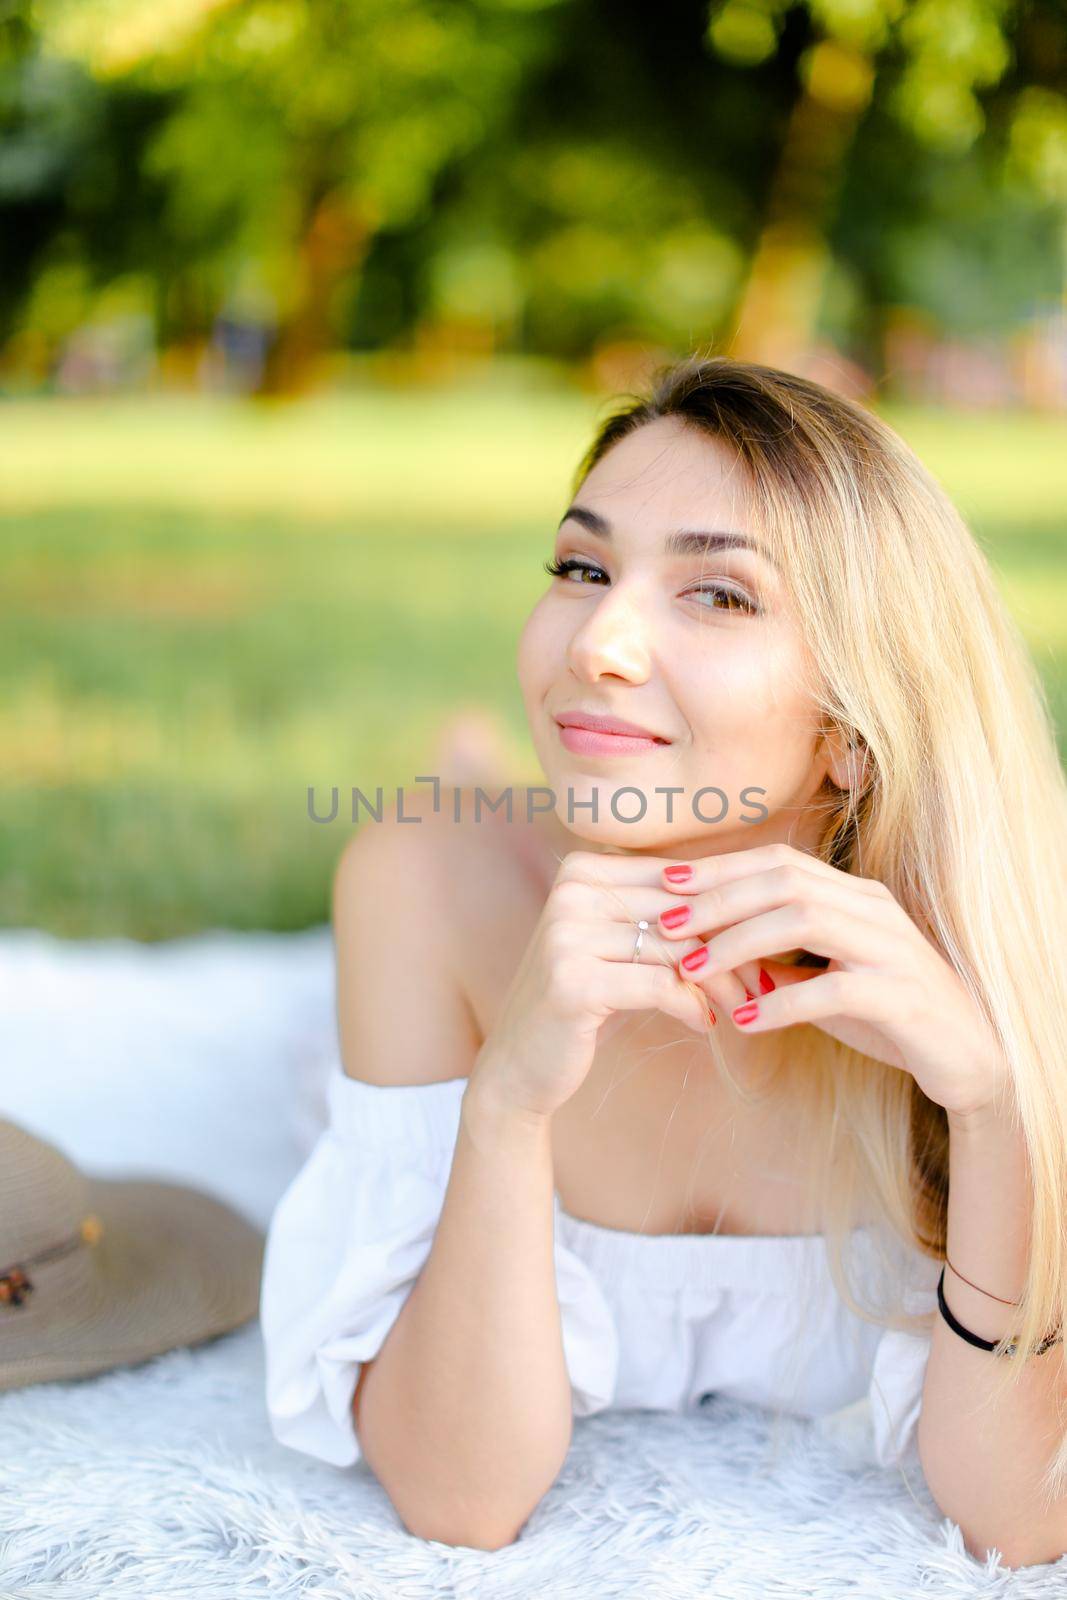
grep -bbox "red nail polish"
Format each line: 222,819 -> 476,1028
758,968 -> 775,994
733,1001 -> 759,1025
743,988 -> 755,1001
664,864 -> 693,883
706,1003 -> 717,1027
660,905 -> 690,930
681,947 -> 708,973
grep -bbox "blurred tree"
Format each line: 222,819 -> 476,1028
32,0 -> 562,390
2,0 -> 1063,384
0,3 -> 178,362
405,0 -> 1064,368
704,0 -> 1067,363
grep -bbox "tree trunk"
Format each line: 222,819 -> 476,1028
258,187 -> 374,395
729,40 -> 875,370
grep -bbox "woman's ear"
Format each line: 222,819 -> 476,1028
822,725 -> 871,794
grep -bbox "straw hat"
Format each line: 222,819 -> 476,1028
0,1117 -> 265,1391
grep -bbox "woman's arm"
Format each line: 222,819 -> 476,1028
355,1070 -> 571,1550
333,813 -> 573,1551
916,1103 -> 1067,1569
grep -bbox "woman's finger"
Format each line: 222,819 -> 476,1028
597,955 -> 718,1036
688,900 -> 889,979
553,878 -> 754,1020
727,967 -> 893,1032
584,919 -> 748,1024
659,842 -> 890,900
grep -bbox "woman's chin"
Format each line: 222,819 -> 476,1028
551,814 -> 688,855
534,773 -> 667,850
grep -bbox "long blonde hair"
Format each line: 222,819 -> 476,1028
571,352 -> 1067,1504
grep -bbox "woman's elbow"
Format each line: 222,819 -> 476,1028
398,1504 -> 528,1551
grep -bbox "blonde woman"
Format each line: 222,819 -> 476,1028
260,355 -> 1067,1567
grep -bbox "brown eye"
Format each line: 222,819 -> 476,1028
688,583 -> 759,615
543,558 -> 607,584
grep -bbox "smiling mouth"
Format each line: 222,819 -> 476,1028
554,710 -> 670,741
554,719 -> 671,757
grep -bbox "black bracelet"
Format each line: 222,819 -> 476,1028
936,1266 -> 1063,1358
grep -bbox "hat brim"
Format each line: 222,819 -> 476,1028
0,1176 -> 264,1391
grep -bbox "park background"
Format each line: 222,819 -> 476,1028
2,0 -> 1065,939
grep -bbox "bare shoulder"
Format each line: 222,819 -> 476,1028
331,785 -> 526,1087
332,782 -> 527,912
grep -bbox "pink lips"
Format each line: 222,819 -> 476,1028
554,709 -> 671,757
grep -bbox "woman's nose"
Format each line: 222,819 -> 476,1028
566,585 -> 652,682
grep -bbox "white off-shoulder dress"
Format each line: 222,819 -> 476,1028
260,1057 -> 942,1473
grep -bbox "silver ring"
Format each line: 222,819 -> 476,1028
631,919 -> 649,962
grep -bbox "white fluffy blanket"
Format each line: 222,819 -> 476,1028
0,928 -> 1060,1595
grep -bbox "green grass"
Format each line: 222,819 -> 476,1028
2,381 -> 1065,937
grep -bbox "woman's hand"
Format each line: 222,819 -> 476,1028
654,841 -> 1010,1125
469,850 -> 766,1123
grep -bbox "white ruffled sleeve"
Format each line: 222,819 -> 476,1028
866,1328 -> 933,1467
551,1193 -> 619,1418
260,1059 -> 618,1467
814,1243 -> 940,1470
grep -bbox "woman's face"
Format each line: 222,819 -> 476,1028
517,415 -> 836,856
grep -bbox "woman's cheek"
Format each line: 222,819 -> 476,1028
516,607 -> 551,695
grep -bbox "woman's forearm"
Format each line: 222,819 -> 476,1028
354,1059 -> 573,1550
917,1104 -> 1067,1567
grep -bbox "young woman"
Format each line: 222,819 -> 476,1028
260,355 -> 1067,1566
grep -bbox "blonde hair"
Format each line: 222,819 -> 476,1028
570,351 -> 1067,1504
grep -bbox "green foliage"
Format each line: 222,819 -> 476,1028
0,25 -> 176,335
33,0 -> 551,351
0,0 -> 1060,363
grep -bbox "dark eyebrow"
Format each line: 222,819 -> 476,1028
557,504 -> 775,565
